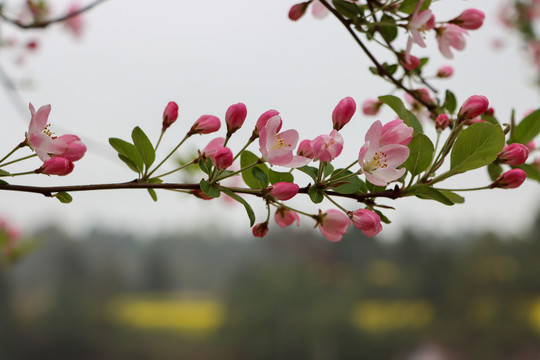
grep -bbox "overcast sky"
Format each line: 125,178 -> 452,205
0,0 -> 539,239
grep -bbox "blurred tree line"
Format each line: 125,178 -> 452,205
1,211 -> 540,360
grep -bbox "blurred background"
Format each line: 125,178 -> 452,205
1,0 -> 540,359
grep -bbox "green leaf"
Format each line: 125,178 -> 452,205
0,180 -> 8,185
109,137 -> 143,173
517,164 -> 540,182
240,151 -> 269,189
398,0 -> 431,14
438,190 -> 465,204
268,169 -> 294,184
511,109 -> 540,144
298,166 -> 319,181
198,158 -> 213,175
366,181 -> 387,193
131,126 -> 155,169
450,123 -> 505,174
487,163 -> 503,182
220,188 -> 256,226
443,90 -> 457,114
378,95 -> 423,134
147,188 -> 158,201
0,169 -> 11,176
403,133 -> 434,177
308,186 -> 324,204
199,179 -> 220,198
379,14 -> 398,43
323,163 -> 334,178
330,170 -> 365,194
374,210 -> 391,224
407,185 -> 456,206
55,192 -> 72,204
332,0 -> 361,19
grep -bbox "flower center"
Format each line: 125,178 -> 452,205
363,151 -> 388,173
42,124 -> 57,139
271,134 -> 290,150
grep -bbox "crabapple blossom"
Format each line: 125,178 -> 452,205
268,182 -> 299,201
436,24 -> 468,59
491,169 -> 527,189
288,2 -> 309,21
496,143 -> 529,166
26,104 -> 67,162
349,209 -> 382,237
458,95 -> 489,121
56,134 -> 86,162
259,116 -> 311,167
214,147 -> 233,169
436,65 -> 454,78
252,222 -> 269,237
39,157 -> 74,176
310,130 -> 344,162
254,110 -> 280,137
318,209 -> 350,242
362,99 -> 382,116
225,102 -> 247,135
188,115 -> 221,135
435,114 -> 449,131
451,9 -> 485,30
274,208 -> 300,228
400,52 -> 421,71
380,119 -> 413,147
202,137 -> 226,161
311,0 -> 330,19
162,101 -> 179,131
297,139 -> 314,159
332,97 -> 356,131
408,8 -> 434,48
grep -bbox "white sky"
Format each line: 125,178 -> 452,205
0,0 -> 539,239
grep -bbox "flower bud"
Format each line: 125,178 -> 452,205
399,52 -> 421,71
255,110 -> 280,135
202,137 -> 226,160
288,2 -> 309,21
297,139 -> 314,159
435,114 -> 449,131
380,119 -> 413,146
39,157 -> 74,176
362,99 -> 382,116
268,182 -> 299,201
57,134 -> 86,162
162,101 -> 179,131
496,143 -> 529,166
491,169 -> 527,189
225,102 -> 247,135
317,209 -> 350,242
436,65 -> 454,78
189,115 -> 221,135
252,222 -> 269,237
275,207 -> 300,227
214,147 -> 233,169
451,9 -> 485,30
458,95 -> 489,121
349,209 -> 382,237
332,97 -> 356,131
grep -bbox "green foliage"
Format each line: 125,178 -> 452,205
511,108 -> 540,144
198,158 -> 213,175
398,0 -> 431,14
0,169 -> 11,176
55,191 -> 73,203
406,185 -> 462,206
308,186 -> 324,203
240,151 -> 269,189
330,169 -> 366,194
379,14 -> 398,42
378,95 -> 423,134
147,188 -> 158,201
131,127 -> 155,170
199,179 -> 220,198
518,163 -> 540,182
332,0 -> 362,19
487,163 -> 503,182
109,137 -> 144,174
403,134 -> 434,177
443,90 -> 457,114
220,189 -> 255,226
298,166 -> 319,181
268,169 -> 294,184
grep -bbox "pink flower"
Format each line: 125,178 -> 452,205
259,116 -> 311,168
268,182 -> 299,201
436,65 -> 454,78
162,101 -> 179,131
452,9 -> 485,30
252,222 -> 269,237
332,97 -> 356,131
491,169 -> 527,189
26,104 -> 67,162
349,209 -> 382,237
408,8 -> 434,48
318,209 -> 350,242
436,24 -> 468,59
310,130 -> 344,162
253,110 -> 280,138
297,139 -> 314,159
311,0 -> 330,19
215,147 -> 233,169
288,2 -> 309,21
225,102 -> 247,135
380,119 -> 413,147
362,99 -> 382,116
56,134 -> 86,162
188,115 -> 221,135
275,208 -> 300,228
358,121 -> 410,186
400,51 -> 421,71
458,95 -> 489,120
202,137 -> 226,161
64,3 -> 84,38
435,114 -> 449,131
39,157 -> 74,176
497,143 -> 529,166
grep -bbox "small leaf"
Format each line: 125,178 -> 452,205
439,190 -> 465,204
330,170 -> 365,194
398,0 -> 431,14
109,138 -> 143,173
147,188 -> 158,202
487,163 -> 503,182
323,163 -> 334,178
443,90 -> 457,114
374,210 -> 391,224
0,180 -> 8,185
298,166 -> 319,181
403,133 -> 434,177
55,192 -> 73,204
0,169 -> 11,176
240,151 -> 269,189
220,188 -> 256,226
308,186 -> 324,204
450,123 -> 505,174
407,185 -> 455,206
132,126 -> 156,169
379,14 -> 398,43
378,95 -> 423,134
199,179 -> 221,198
511,108 -> 540,144
332,0 -> 361,19
268,169 -> 294,184
252,167 -> 269,185
118,154 -> 142,173
198,158 -> 213,175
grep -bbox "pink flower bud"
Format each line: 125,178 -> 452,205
297,139 -> 314,159
399,52 -> 421,71
26,39 -> 39,51
214,147 -> 233,169
362,99 -> 382,116
458,95 -> 489,120
349,209 -> 382,237
189,115 -> 221,135
255,110 -> 281,133
317,209 -> 350,242
380,119 -> 413,146
452,9 -> 485,30
39,157 -> 74,176
162,101 -> 179,131
57,134 -> 86,162
288,2 -> 309,21
252,222 -> 269,237
436,65 -> 454,78
225,102 -> 247,135
485,107 -> 495,116
202,137 -> 226,160
491,169 -> 527,189
497,143 -> 529,166
311,130 -> 344,162
274,207 -> 300,227
332,97 -> 356,131
268,182 -> 299,201
435,114 -> 449,131
191,189 -> 213,200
